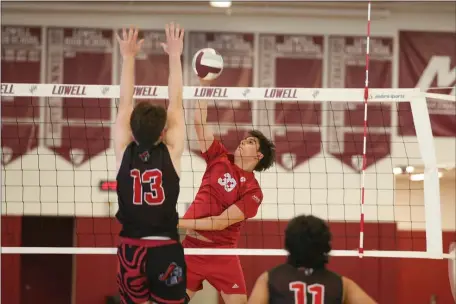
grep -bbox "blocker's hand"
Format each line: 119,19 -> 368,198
116,27 -> 144,58
161,22 -> 184,57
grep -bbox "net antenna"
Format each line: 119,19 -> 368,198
0,83 -> 452,259
358,1 -> 372,258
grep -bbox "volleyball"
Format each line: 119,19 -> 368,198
192,48 -> 224,81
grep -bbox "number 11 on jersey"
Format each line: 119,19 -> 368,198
289,282 -> 325,304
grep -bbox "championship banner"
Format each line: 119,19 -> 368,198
258,34 -> 324,170
186,32 -> 255,154
398,30 -> 456,137
327,36 -> 393,171
45,27 -> 114,166
1,26 -> 42,165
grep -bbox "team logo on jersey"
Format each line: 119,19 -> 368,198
159,262 -> 183,286
218,173 -> 237,192
139,150 -> 150,162
298,267 -> 314,276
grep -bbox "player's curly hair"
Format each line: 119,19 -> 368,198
248,130 -> 276,172
285,215 -> 332,269
130,101 -> 167,148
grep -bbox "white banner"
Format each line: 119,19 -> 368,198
0,83 -> 422,102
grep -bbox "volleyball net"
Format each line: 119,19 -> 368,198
0,83 -> 454,260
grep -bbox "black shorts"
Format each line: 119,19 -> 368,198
117,238 -> 187,304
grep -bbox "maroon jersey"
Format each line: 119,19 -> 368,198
268,264 -> 343,304
183,140 -> 262,246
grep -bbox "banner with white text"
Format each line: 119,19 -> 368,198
1,26 -> 42,166
258,34 -> 324,170
327,36 -> 393,171
45,27 -> 114,166
398,30 -> 456,137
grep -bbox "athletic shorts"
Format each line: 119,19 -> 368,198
182,236 -> 246,295
117,237 -> 187,304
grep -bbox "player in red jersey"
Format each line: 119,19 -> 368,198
178,80 -> 276,304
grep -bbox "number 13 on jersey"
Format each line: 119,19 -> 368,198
130,169 -> 165,205
289,282 -> 324,304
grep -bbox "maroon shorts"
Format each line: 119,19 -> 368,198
117,237 -> 186,304
182,236 -> 247,295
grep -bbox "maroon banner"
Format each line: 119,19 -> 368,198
1,26 -> 42,165
187,32 -> 254,154
45,28 -> 113,166
258,34 -> 324,170
398,31 -> 456,137
327,36 -> 393,171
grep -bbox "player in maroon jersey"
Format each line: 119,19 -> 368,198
178,79 -> 276,304
248,215 -> 377,304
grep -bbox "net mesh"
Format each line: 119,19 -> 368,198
1,83 -> 451,259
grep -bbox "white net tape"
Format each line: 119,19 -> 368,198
1,247 -> 454,259
2,83 -> 454,101
1,83 -> 453,259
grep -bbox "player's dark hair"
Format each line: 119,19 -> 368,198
248,130 -> 276,172
285,215 -> 332,269
130,101 -> 167,148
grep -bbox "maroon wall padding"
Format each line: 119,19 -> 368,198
2,216 -> 455,304
1,216 -> 22,304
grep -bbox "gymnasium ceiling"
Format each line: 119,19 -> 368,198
2,1 -> 455,17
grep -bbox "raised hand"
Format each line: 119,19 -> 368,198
161,22 -> 184,57
116,27 -> 144,58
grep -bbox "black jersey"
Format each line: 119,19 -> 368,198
115,142 -> 180,241
268,263 -> 343,304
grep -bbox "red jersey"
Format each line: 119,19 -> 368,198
183,140 -> 263,247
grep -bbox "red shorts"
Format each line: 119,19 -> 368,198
182,236 -> 247,295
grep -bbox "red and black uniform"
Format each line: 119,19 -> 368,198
116,142 -> 186,304
268,264 -> 343,304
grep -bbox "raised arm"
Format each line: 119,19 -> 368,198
194,79 -> 214,153
114,28 -> 144,172
161,23 -> 185,168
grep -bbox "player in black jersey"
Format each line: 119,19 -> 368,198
114,24 -> 186,304
248,215 -> 377,304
